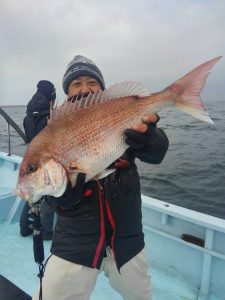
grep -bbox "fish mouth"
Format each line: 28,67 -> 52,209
15,185 -> 43,204
14,188 -> 39,204
14,183 -> 33,201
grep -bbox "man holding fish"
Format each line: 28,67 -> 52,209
30,55 -> 169,300
19,54 -> 220,299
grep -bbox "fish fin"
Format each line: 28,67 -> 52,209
49,81 -> 151,120
91,169 -> 116,180
168,56 -> 222,124
175,104 -> 214,124
101,81 -> 151,99
49,100 -> 54,123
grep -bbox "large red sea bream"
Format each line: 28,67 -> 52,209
15,57 -> 222,204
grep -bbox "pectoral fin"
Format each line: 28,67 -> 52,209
89,169 -> 116,181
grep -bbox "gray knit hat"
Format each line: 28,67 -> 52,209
62,55 -> 105,94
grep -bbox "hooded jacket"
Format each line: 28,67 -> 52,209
23,92 -> 51,142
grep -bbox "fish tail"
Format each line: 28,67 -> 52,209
167,56 -> 222,124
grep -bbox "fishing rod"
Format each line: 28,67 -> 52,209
0,107 -> 28,155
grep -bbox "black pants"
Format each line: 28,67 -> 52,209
19,199 -> 55,237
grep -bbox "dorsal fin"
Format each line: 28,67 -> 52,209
49,81 -> 151,122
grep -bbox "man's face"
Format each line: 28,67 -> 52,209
68,76 -> 101,98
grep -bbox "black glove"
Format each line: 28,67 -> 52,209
125,116 -> 160,150
47,173 -> 86,209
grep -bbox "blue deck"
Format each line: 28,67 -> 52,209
0,222 -> 198,300
1,151 -> 225,300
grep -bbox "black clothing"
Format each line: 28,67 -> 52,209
37,80 -> 56,101
23,91 -> 51,142
20,200 -> 54,240
47,174 -> 86,210
50,127 -> 169,270
19,91 -> 55,237
19,202 -> 33,236
39,200 -> 55,240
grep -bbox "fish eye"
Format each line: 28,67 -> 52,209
26,163 -> 38,173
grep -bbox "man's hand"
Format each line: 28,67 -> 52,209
125,114 -> 159,149
130,114 -> 159,133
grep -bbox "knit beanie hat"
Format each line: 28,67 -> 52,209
37,80 -> 56,101
62,55 -> 105,94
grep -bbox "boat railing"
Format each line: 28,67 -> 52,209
0,107 -> 28,156
142,195 -> 225,300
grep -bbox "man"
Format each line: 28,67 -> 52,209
33,56 -> 169,300
20,80 -> 56,240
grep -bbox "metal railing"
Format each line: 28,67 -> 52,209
0,107 -> 28,156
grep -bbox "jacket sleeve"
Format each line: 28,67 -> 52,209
45,174 -> 86,210
46,185 -> 79,209
132,127 -> 169,164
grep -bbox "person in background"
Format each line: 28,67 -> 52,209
33,56 -> 169,300
19,80 -> 56,240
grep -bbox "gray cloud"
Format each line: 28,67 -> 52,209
1,0 -> 224,105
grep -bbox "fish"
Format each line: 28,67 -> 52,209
15,56 -> 222,204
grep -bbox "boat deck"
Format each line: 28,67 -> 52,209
0,222 -> 199,300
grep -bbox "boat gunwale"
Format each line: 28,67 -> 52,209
142,195 -> 225,234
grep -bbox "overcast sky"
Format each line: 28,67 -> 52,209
0,0 -> 224,105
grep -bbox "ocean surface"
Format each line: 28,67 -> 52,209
0,102 -> 225,219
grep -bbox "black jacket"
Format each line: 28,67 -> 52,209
50,128 -> 169,270
23,92 -> 50,142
